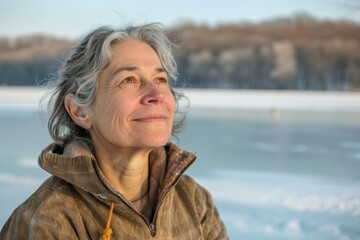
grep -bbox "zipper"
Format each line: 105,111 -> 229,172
92,160 -> 154,233
92,152 -> 195,237
149,223 -> 156,236
149,160 -> 194,236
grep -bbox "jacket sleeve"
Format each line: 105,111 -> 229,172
195,182 -> 228,240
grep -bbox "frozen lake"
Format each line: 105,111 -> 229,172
1,88 -> 360,239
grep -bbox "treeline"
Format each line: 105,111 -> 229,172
0,14 -> 359,90
168,14 -> 360,90
0,35 -> 74,86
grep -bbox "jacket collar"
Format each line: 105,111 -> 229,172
38,141 -> 196,203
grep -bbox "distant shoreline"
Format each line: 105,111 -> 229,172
1,86 -> 360,112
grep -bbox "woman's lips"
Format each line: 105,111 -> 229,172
133,115 -> 168,122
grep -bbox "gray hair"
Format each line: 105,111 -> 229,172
47,23 -> 187,145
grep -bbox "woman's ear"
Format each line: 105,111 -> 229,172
64,94 -> 92,130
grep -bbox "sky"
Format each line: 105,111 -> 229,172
0,0 -> 360,39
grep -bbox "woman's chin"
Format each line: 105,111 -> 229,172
139,136 -> 170,148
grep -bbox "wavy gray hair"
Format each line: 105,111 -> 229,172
47,23 -> 186,145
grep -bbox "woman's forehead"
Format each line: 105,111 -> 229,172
108,40 -> 161,67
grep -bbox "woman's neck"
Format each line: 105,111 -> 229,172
95,147 -> 152,205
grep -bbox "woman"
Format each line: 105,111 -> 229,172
0,23 -> 227,239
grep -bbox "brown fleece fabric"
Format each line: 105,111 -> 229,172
0,142 -> 228,239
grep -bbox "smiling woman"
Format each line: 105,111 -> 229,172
84,40 -> 176,151
0,23 -> 228,239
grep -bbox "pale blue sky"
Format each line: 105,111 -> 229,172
0,0 -> 359,38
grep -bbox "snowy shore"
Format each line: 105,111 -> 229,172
0,87 -> 360,112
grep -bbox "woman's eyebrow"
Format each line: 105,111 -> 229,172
114,66 -> 165,75
106,66 -> 166,84
112,66 -> 138,76
155,67 -> 166,73
106,66 -> 138,84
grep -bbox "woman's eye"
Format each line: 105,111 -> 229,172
155,77 -> 168,84
121,76 -> 137,84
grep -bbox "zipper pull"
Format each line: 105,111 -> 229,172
149,223 -> 156,236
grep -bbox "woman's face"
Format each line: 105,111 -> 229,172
87,39 -> 176,151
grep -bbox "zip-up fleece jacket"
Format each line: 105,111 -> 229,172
0,141 -> 228,239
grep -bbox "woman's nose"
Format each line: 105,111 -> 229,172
140,82 -> 165,105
